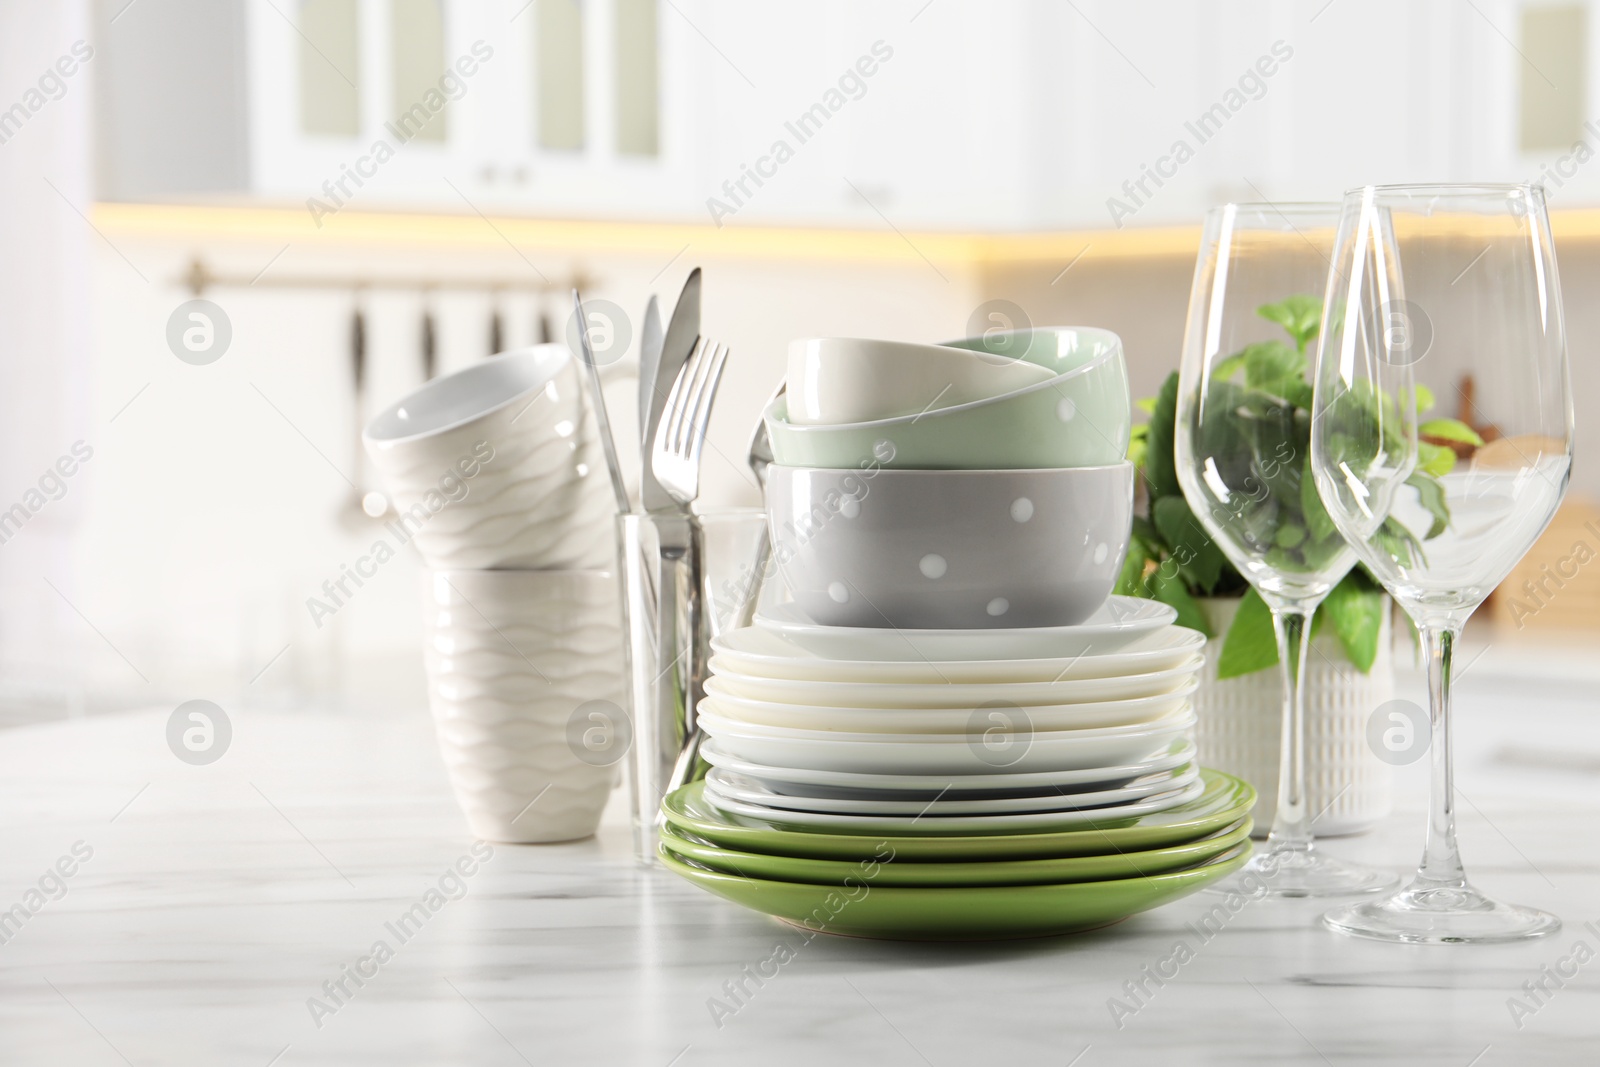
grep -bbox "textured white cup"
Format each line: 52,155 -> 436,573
421,569 -> 626,843
1191,597 -> 1393,837
364,346 -> 614,570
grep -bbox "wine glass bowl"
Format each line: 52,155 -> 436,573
1176,203 -> 1398,897
1312,183 -> 1574,943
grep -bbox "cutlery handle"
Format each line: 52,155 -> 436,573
652,550 -> 689,790
649,520 -> 697,823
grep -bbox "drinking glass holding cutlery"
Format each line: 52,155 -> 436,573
1313,184 -> 1573,943
621,268 -> 743,864
1175,203 -> 1398,897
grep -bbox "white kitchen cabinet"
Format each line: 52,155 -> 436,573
94,0 -> 1600,228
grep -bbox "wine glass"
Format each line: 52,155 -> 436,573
1175,203 -> 1398,897
1312,184 -> 1572,943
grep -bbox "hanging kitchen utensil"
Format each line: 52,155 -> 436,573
421,291 -> 438,380
344,289 -> 388,525
489,291 -> 504,356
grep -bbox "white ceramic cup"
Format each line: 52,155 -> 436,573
420,569 -> 626,843
785,337 -> 1055,426
364,345 -> 614,570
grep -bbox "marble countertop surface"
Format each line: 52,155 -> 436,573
2,654 -> 1598,1066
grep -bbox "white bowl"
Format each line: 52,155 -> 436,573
767,463 -> 1135,629
420,569 -> 624,843
753,596 -> 1177,661
704,658 -> 1202,710
364,345 -> 614,570
710,625 -> 1205,684
699,679 -> 1197,734
785,336 -> 1055,426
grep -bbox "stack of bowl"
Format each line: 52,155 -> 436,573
364,345 -> 625,844
659,329 -> 1255,939
767,330 -> 1135,629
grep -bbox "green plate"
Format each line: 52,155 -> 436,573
660,817 -> 1252,887
660,769 -> 1254,862
661,842 -> 1252,940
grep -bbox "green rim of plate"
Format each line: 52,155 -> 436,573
661,816 -> 1253,887
659,841 -> 1252,941
660,768 -> 1255,861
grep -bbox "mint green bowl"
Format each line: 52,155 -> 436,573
763,326 -> 1130,470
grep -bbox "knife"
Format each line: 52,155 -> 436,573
638,294 -> 662,455
638,269 -> 704,831
641,269 -> 700,514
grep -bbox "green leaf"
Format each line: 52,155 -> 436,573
1375,516 -> 1424,569
1241,340 -> 1307,396
1126,436 -> 1147,470
1135,396 -> 1158,415
1151,495 -> 1226,594
1300,456 -> 1337,542
1320,573 -> 1384,673
1212,353 -> 1246,382
1419,418 -> 1485,448
1417,440 -> 1457,477
1144,372 -> 1181,500
1216,588 -> 1279,679
1273,522 -> 1306,549
1413,384 -> 1436,414
1146,567 -> 1211,636
1113,536 -> 1152,596
1405,472 -> 1450,539
1256,294 -> 1322,352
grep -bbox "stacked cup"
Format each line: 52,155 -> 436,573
364,345 -> 625,843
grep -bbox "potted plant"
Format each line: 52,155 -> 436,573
1120,295 -> 1481,833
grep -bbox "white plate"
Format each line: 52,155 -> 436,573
700,737 -> 1199,798
705,658 -> 1203,710
703,764 -> 1202,816
702,777 -> 1208,834
711,625 -> 1205,685
753,596 -> 1177,661
696,708 -> 1196,775
700,680 -> 1196,734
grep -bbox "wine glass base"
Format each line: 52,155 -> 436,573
1323,883 -> 1562,944
1206,845 -> 1399,899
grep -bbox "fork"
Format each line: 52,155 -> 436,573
666,374 -> 773,795
650,337 -> 729,507
650,338 -> 729,798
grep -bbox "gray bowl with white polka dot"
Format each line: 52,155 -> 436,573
766,462 -> 1133,629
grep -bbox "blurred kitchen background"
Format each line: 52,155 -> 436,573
2,0 -> 1597,727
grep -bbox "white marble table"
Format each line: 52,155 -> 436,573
2,652 -> 1598,1066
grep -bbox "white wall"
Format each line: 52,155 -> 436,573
58,220 -> 980,714
0,0 -> 95,723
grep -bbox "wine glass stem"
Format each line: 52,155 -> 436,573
1265,607 -> 1314,851
1417,624 -> 1467,888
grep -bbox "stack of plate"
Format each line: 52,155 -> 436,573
659,596 -> 1255,940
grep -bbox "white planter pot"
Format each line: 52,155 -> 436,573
1192,597 -> 1393,837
